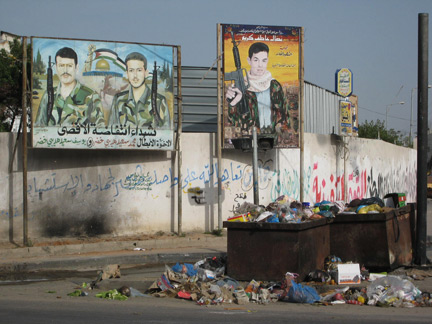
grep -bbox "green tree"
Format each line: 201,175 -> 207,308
33,49 -> 45,75
358,119 -> 410,147
0,38 -> 31,132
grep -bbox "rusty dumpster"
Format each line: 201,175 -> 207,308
329,205 -> 413,271
223,218 -> 330,282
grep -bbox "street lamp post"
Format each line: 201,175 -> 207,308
410,88 -> 415,145
385,101 -> 405,129
410,85 -> 431,146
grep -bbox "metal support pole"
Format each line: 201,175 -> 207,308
410,88 -> 415,146
415,13 -> 429,265
176,46 -> 183,236
217,24 -> 222,230
343,137 -> 348,202
299,28 -> 305,202
21,37 -> 29,246
252,127 -> 259,205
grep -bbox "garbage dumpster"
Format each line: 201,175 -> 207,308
329,205 -> 413,271
223,218 -> 330,282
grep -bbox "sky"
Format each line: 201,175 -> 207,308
1,0 -> 432,136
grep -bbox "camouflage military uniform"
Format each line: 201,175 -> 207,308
228,79 -> 291,132
35,81 -> 104,126
108,85 -> 170,128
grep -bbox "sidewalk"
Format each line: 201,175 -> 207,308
2,226 -> 432,293
0,232 -> 227,273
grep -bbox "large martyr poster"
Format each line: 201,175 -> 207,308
222,24 -> 301,149
31,37 -> 175,150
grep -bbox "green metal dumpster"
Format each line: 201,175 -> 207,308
329,205 -> 413,271
223,218 -> 330,282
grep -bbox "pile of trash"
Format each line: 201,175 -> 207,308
145,258 -> 321,305
305,255 -> 369,285
67,259 -> 432,308
144,257 -> 432,307
67,264 -> 149,301
228,195 -> 347,224
228,195 -> 405,224
341,197 -> 388,214
319,275 -> 431,307
146,256 -> 237,305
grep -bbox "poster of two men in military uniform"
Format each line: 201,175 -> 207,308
31,37 -> 175,150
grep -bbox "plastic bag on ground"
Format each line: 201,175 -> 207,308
366,275 -> 422,306
286,281 -> 321,303
216,277 -> 240,290
130,287 -> 150,297
172,262 -> 198,277
194,256 -> 226,281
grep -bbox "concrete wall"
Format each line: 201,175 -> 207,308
0,132 -> 417,242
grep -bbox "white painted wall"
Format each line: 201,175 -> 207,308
0,132 -> 417,242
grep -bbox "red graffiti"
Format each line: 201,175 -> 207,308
312,162 -> 346,202
348,170 -> 367,200
313,176 -> 322,202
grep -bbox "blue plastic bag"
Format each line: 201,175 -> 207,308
287,280 -> 321,303
266,214 -> 280,223
172,263 -> 197,276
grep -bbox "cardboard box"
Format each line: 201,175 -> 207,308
337,263 -> 361,284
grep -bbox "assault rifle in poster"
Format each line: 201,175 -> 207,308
224,30 -> 250,116
151,61 -> 163,127
46,55 -> 55,124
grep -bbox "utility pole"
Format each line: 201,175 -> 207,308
415,13 -> 429,265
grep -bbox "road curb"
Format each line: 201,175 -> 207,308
0,236 -> 226,260
0,250 -> 227,273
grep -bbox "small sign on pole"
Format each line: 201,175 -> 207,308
335,68 -> 353,97
340,100 -> 352,136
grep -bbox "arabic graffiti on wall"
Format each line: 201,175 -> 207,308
310,163 -> 416,203
240,159 -> 274,191
1,157 -> 416,222
22,160 -> 266,199
9,160 -> 417,201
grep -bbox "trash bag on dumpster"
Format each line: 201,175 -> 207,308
360,197 -> 385,208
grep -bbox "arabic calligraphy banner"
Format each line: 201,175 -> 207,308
31,37 -> 175,150
222,24 -> 301,149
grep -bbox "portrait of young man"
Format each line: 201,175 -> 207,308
223,24 -> 300,149
225,42 -> 290,134
108,52 -> 170,128
35,47 -> 104,127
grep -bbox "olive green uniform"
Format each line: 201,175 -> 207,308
35,81 -> 104,126
108,85 -> 170,128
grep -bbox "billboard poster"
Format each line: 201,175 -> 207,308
340,100 -> 352,136
222,24 -> 301,149
31,37 -> 175,150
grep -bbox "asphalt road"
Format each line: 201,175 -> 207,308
2,266 -> 432,324
2,285 -> 432,324
2,296 -> 432,324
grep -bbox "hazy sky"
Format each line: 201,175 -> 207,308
1,0 -> 431,135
